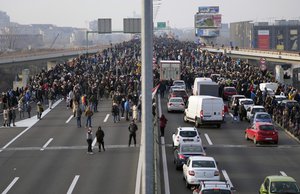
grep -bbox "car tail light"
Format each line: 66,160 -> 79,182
178,154 -> 186,160
222,110 -> 225,117
176,136 -> 179,142
197,136 -> 200,142
181,103 -> 185,106
188,170 -> 195,176
200,110 -> 203,119
169,103 -> 173,106
214,170 -> 220,176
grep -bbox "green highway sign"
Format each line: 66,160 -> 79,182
157,22 -> 166,29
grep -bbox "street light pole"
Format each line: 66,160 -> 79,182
142,0 -> 153,194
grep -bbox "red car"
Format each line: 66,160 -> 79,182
223,87 -> 237,100
245,122 -> 278,144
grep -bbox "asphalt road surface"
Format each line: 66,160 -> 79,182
0,99 -> 141,194
159,95 -> 300,194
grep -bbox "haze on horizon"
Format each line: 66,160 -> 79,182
1,0 -> 300,29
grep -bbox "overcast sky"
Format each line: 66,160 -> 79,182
1,0 -> 300,29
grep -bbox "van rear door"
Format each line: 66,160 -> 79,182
202,98 -> 223,121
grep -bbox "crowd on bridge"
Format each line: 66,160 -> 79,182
1,35 -> 300,141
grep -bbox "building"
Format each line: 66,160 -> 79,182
253,20 -> 300,51
0,34 -> 43,50
230,21 -> 253,48
0,11 -> 10,28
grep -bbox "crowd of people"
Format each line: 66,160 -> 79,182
1,35 -> 300,143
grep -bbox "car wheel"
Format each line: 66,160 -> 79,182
185,180 -> 190,189
183,114 -> 188,122
245,133 -> 249,140
175,164 -> 180,171
216,124 -> 221,128
195,118 -> 199,128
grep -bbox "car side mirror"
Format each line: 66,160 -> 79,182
261,188 -> 268,194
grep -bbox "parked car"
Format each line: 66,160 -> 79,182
172,127 -> 202,148
173,143 -> 206,170
183,156 -> 220,188
246,105 -> 266,121
168,88 -> 189,103
245,122 -> 278,144
192,181 -> 233,194
259,175 -> 300,194
223,86 -> 237,101
228,95 -> 245,110
167,97 -> 185,112
251,112 -> 272,124
173,80 -> 186,90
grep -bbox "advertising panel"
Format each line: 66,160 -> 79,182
195,14 -> 221,28
275,28 -> 284,50
289,29 -> 298,51
258,30 -> 270,50
196,29 -> 220,37
198,6 -> 219,13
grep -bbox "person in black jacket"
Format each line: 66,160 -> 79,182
96,126 -> 105,152
128,120 -> 138,147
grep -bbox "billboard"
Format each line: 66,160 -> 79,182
289,29 -> 298,51
195,14 -> 221,28
258,30 -> 270,50
198,6 -> 219,13
196,29 -> 220,37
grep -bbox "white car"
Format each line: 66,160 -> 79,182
173,80 -> 186,90
246,105 -> 266,121
183,156 -> 220,188
238,98 -> 254,111
167,97 -> 185,112
192,181 -> 233,194
172,127 -> 201,148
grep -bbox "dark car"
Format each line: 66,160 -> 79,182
169,89 -> 189,103
173,143 -> 206,170
280,100 -> 299,110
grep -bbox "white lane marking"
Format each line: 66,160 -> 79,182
66,115 -> 73,123
2,177 -> 19,194
280,171 -> 287,176
229,113 -> 233,118
161,137 -> 170,194
134,141 -> 143,194
204,133 -> 213,145
103,114 -> 109,122
66,175 -> 80,194
0,126 -> 31,152
158,94 -> 170,194
222,170 -> 234,190
40,138 -> 53,151
158,93 -> 162,117
92,137 -> 97,147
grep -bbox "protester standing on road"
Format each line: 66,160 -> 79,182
85,105 -> 93,128
86,128 -> 93,154
128,120 -> 138,147
26,102 -> 31,118
3,108 -> 9,127
159,114 -> 168,137
37,102 -> 44,120
96,126 -> 105,152
75,104 -> 82,128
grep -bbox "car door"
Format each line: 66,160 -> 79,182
248,124 -> 256,139
183,158 -> 190,178
174,147 -> 179,163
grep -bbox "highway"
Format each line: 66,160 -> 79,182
0,99 -> 141,194
159,95 -> 300,194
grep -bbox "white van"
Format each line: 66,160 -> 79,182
192,77 -> 219,97
184,95 -> 224,128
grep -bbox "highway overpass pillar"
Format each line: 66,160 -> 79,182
142,0 -> 154,194
275,65 -> 284,83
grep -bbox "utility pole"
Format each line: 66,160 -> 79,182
142,0 -> 153,194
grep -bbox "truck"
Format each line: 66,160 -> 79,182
159,60 -> 181,81
192,77 -> 219,97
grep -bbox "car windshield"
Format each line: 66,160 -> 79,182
225,88 -> 236,92
170,98 -> 183,103
192,160 -> 216,168
256,114 -> 271,119
174,82 -> 185,86
259,125 -> 274,131
202,190 -> 231,194
180,131 -> 197,137
241,100 -> 253,105
270,181 -> 300,193
181,146 -> 203,153
173,91 -> 187,96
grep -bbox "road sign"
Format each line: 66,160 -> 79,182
98,18 -> 112,34
123,18 -> 141,33
157,22 -> 166,29
260,57 -> 267,71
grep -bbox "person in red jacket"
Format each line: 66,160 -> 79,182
159,114 -> 168,137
